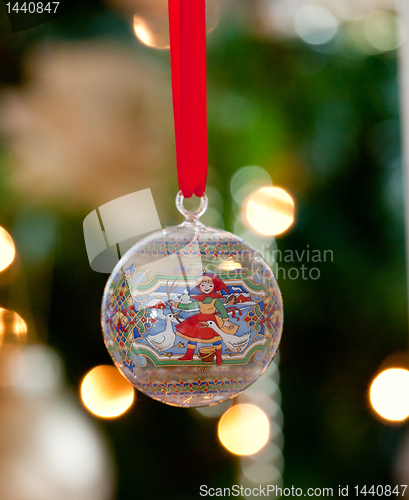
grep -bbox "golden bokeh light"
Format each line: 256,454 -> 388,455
370,368 -> 409,422
219,261 -> 242,271
244,186 -> 294,236
133,15 -> 170,49
0,308 -> 28,346
133,0 -> 219,49
0,227 -> 15,272
218,404 -> 270,455
81,365 -> 134,418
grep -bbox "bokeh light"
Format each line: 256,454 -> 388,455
364,11 -> 406,53
218,404 -> 270,455
37,406 -> 109,492
294,5 -> 338,45
242,461 -> 281,484
199,187 -> 224,228
15,344 -> 62,396
81,365 -> 134,418
233,219 -> 276,267
0,344 -> 63,392
219,261 -> 242,271
0,308 -> 28,346
0,343 -> 114,499
370,368 -> 409,421
344,18 -> 378,55
133,15 -> 170,49
0,227 -> 15,272
0,344 -> 25,388
133,0 -> 219,49
194,399 -> 232,419
244,186 -> 294,236
230,166 -> 272,205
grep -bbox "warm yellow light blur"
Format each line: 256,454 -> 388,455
81,365 -> 134,418
245,187 -> 294,236
218,404 -> 270,455
219,261 -> 242,271
0,227 -> 15,272
370,368 -> 409,421
133,1 -> 219,49
133,15 -> 170,49
0,308 -> 28,345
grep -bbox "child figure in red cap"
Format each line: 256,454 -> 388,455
168,273 -> 238,365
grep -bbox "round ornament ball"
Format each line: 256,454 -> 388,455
101,193 -> 283,407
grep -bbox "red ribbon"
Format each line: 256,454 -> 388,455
168,0 -> 207,198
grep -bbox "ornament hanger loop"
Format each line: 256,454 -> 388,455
176,190 -> 208,223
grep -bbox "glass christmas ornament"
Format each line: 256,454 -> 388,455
101,192 -> 283,407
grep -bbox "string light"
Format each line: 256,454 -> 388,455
218,404 -> 270,455
0,308 -> 28,346
370,368 -> 409,421
81,365 -> 134,418
133,0 -> 219,50
133,15 -> 170,49
0,227 -> 15,272
238,358 -> 284,488
244,186 -> 294,236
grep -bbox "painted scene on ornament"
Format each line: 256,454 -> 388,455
103,267 -> 282,372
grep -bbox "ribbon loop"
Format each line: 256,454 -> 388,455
168,0 -> 207,198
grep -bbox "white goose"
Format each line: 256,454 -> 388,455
145,312 -> 179,357
204,320 -> 251,355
